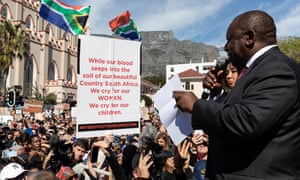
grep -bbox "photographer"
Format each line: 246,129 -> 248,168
43,137 -> 88,173
72,134 -> 126,180
188,132 -> 209,180
91,138 -> 127,180
43,136 -> 71,172
133,136 -> 192,180
160,150 -> 180,180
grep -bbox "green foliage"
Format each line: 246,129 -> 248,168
141,94 -> 153,107
0,20 -> 30,68
144,75 -> 165,86
278,36 -> 300,63
31,82 -> 44,100
30,83 -> 56,104
44,93 -> 57,105
0,20 -> 30,94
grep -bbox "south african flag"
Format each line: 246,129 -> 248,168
39,0 -> 90,35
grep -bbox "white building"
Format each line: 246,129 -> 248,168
166,61 -> 216,83
166,61 -> 217,98
177,69 -> 204,98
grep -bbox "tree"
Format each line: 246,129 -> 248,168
44,93 -> 57,105
278,36 -> 300,63
31,82 -> 45,100
141,94 -> 153,107
0,20 -> 30,95
30,82 -> 57,105
144,75 -> 165,87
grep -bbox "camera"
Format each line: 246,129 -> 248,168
134,136 -> 173,179
46,136 -> 73,173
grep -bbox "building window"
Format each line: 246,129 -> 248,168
45,24 -> 51,34
25,16 -> 31,30
185,82 -> 190,90
191,84 -> 194,90
48,63 -> 55,80
1,6 -> 8,19
63,32 -> 69,41
195,66 -> 199,72
170,67 -> 174,72
23,57 -> 33,96
204,66 -> 210,71
67,67 -> 72,81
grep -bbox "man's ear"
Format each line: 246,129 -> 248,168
244,29 -> 255,47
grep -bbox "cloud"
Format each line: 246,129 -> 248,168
63,0 -> 300,46
138,1 -> 210,30
81,0 -> 233,41
137,0 -> 232,42
277,5 -> 300,37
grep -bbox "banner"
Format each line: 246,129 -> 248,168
23,99 -> 44,113
77,35 -> 141,138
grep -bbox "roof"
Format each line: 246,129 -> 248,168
178,69 -> 203,78
141,79 -> 160,90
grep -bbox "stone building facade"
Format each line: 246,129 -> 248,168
1,0 -> 80,105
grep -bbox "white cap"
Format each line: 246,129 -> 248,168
0,162 -> 27,180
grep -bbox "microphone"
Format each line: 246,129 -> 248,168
201,61 -> 228,100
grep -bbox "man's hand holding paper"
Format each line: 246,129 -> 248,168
153,74 -> 193,145
173,91 -> 198,113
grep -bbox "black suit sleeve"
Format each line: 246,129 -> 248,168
192,51 -> 299,141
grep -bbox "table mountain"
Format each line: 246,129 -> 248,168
140,31 -> 220,77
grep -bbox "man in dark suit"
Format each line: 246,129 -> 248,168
174,10 -> 300,180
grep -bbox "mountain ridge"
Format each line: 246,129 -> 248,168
140,31 -> 221,77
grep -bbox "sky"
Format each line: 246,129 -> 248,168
62,0 -> 300,48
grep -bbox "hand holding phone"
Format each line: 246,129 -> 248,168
90,146 -> 99,163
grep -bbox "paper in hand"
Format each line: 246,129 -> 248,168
153,74 -> 193,145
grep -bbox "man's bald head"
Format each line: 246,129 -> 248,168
232,10 -> 277,45
225,10 -> 277,67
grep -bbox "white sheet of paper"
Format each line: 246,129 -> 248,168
153,74 -> 193,145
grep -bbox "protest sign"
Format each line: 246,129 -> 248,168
77,35 -> 141,138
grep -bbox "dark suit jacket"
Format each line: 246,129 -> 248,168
192,47 -> 300,180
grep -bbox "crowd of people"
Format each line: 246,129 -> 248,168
0,57 -> 238,180
0,107 -> 212,180
1,10 -> 300,180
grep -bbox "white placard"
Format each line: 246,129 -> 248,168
77,35 -> 141,138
